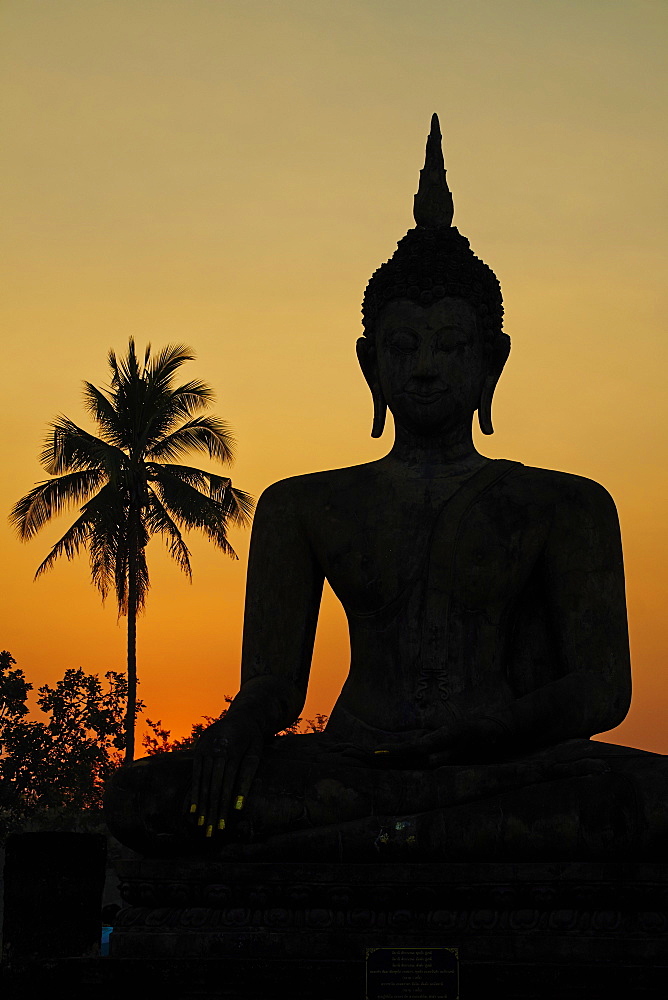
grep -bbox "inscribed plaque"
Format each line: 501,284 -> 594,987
365,947 -> 459,1000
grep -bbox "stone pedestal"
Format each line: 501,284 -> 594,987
109,857 -> 668,997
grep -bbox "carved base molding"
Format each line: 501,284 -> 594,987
5,854 -> 668,1000
112,858 -> 668,975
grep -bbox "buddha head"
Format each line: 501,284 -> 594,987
357,114 -> 510,438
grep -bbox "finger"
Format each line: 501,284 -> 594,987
234,746 -> 261,807
218,750 -> 242,833
190,754 -> 203,820
196,754 -> 212,831
205,756 -> 227,837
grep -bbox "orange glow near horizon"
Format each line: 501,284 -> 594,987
1,1 -> 667,752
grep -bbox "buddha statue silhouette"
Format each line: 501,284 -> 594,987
106,115 -> 667,860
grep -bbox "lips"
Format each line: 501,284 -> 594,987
403,390 -> 445,402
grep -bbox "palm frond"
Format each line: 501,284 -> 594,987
107,514 -> 150,615
147,343 -> 196,389
114,557 -> 150,615
81,383 -> 124,445
146,416 -> 236,463
107,345 -> 121,383
106,339 -> 148,452
145,489 -> 192,577
137,381 -> 214,451
113,338 -> 142,386
88,522 -> 119,602
40,417 -> 126,476
228,487 -> 255,526
149,465 -> 254,528
142,380 -> 217,444
106,342 -> 203,458
10,470 -> 107,540
34,514 -> 94,579
151,468 -> 241,558
113,553 -> 150,616
145,463 -> 208,489
168,381 -> 216,416
73,484 -> 127,602
209,477 -> 255,527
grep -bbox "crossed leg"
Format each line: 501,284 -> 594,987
104,734 -> 664,860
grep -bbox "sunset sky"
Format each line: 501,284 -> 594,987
1,0 -> 666,752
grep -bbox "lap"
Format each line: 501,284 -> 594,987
106,734 -> 664,848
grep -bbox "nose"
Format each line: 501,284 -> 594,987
413,343 -> 438,379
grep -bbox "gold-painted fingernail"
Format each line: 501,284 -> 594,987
190,803 -> 197,814
197,815 -> 205,826
218,819 -> 226,831
205,825 -> 213,838
234,795 -> 244,811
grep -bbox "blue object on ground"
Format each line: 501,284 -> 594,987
101,925 -> 113,956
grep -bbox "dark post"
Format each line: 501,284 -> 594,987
2,831 -> 107,965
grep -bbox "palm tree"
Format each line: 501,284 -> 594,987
10,340 -> 253,762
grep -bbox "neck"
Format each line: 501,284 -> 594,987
384,420 -> 487,477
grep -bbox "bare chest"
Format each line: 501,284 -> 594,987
307,478 -> 546,615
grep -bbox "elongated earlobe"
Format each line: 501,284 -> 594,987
477,377 -> 495,435
357,337 -> 387,438
371,387 -> 387,438
478,333 -> 510,435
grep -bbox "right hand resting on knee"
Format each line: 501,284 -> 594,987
190,714 -> 263,837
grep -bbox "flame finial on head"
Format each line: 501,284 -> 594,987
413,113 -> 454,228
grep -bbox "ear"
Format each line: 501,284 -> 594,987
477,334 -> 511,436
356,337 -> 387,439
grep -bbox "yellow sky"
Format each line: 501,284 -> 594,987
1,0 -> 666,751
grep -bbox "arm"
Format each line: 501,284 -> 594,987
227,478 -> 325,734
192,479 -> 324,834
484,476 -> 632,748
385,476 -> 632,763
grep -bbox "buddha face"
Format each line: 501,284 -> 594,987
372,297 -> 488,434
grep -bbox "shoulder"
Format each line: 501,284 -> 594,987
505,463 -> 620,532
509,463 -> 617,506
256,463 -> 378,514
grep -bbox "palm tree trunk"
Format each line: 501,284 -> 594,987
124,551 -> 138,764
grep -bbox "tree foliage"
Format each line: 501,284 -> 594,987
0,650 -> 31,723
0,654 -> 132,827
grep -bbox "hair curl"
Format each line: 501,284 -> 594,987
362,225 -> 503,343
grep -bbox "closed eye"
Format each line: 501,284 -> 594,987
433,337 -> 468,353
386,329 -> 419,353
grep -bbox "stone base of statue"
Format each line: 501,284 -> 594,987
105,856 -> 668,998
